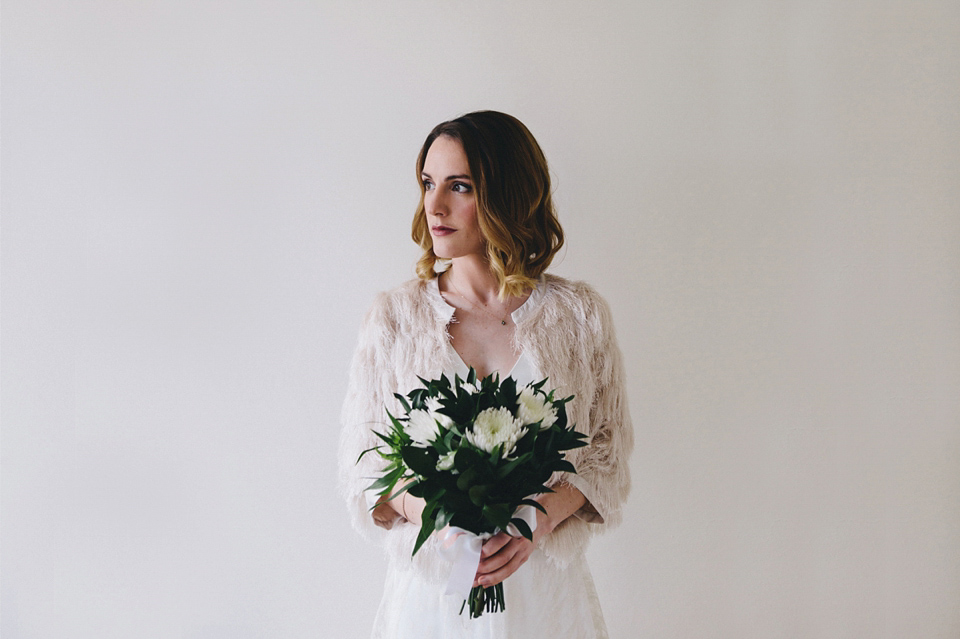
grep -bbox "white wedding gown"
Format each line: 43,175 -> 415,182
369,350 -> 610,639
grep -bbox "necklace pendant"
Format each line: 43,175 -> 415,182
501,320 -> 507,325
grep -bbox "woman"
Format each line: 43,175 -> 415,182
338,111 -> 632,638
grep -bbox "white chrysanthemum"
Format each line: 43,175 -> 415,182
433,410 -> 454,429
436,451 -> 457,472
406,409 -> 441,447
459,382 -> 479,395
465,407 -> 526,456
423,397 -> 455,429
517,386 -> 558,430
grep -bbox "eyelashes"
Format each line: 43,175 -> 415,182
421,178 -> 473,194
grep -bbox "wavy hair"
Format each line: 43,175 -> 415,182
411,111 -> 564,298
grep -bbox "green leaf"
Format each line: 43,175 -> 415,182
365,466 -> 403,493
482,504 -> 510,530
387,411 -> 406,434
383,481 -> 415,502
356,445 -> 380,464
393,393 -> 411,413
373,430 -> 395,446
553,459 -> 576,474
495,452 -> 532,479
420,480 -> 445,502
442,428 -> 459,449
510,517 -> 533,541
456,467 -> 478,491
454,448 -> 481,472
412,503 -> 437,556
519,498 -> 547,515
434,507 -> 454,529
468,484 -> 488,506
401,446 -> 436,476
499,376 -> 517,403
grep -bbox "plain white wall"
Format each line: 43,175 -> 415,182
3,1 -> 958,638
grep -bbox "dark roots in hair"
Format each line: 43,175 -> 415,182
411,111 -> 564,298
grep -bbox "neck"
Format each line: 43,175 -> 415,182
444,255 -> 501,303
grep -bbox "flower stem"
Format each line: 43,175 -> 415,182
463,584 -> 506,618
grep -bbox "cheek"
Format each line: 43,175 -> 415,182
467,205 -> 480,230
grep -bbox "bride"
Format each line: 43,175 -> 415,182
339,110 -> 633,638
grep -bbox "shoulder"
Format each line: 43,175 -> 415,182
361,277 -> 440,332
542,273 -> 607,303
367,278 -> 424,309
540,274 -> 615,330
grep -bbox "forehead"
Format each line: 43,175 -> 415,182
424,135 -> 470,175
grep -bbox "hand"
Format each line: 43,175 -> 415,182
371,498 -> 401,530
473,509 -> 549,588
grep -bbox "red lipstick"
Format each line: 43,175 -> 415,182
431,225 -> 456,236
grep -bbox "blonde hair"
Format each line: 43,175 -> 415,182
411,111 -> 564,299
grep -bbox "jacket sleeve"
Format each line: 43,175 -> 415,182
337,286 -> 457,582
337,292 -> 398,546
541,286 -> 634,563
570,289 -> 633,527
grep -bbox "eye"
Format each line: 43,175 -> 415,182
452,181 -> 472,193
422,179 -> 434,191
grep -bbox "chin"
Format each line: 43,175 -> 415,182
431,242 -> 484,261
431,243 -> 457,260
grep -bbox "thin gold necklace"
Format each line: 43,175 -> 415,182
444,274 -> 509,326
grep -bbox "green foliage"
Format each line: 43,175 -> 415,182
360,367 -> 588,564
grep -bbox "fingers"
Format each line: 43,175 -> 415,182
478,536 -> 521,573
371,502 -> 399,530
474,536 -> 533,587
477,547 -> 530,587
480,532 -> 511,558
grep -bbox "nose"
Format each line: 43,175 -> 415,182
426,189 -> 446,217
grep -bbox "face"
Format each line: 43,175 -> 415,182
421,135 -> 484,260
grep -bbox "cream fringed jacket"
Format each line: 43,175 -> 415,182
338,273 -> 633,583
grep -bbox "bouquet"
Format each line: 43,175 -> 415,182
359,368 -> 587,618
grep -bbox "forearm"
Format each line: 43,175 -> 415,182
535,481 -> 586,538
375,482 -> 583,534
379,480 -> 425,526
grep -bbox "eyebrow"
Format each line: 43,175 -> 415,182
421,172 -> 472,182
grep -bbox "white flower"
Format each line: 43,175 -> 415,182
465,407 -> 526,457
433,411 -> 454,429
436,451 -> 457,471
424,397 -> 455,429
517,386 -> 558,429
460,382 -> 479,395
406,409 -> 441,447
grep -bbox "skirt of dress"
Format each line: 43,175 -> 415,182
371,549 -> 609,639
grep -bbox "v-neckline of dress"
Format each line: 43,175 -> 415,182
427,273 -> 548,380
447,343 -> 525,380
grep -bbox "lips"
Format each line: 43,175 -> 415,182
431,225 -> 456,236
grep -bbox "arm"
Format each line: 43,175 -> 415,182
479,282 -> 633,575
373,481 -> 426,528
550,285 -> 633,531
339,293 -> 405,541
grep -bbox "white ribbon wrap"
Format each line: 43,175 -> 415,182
438,504 -> 539,600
